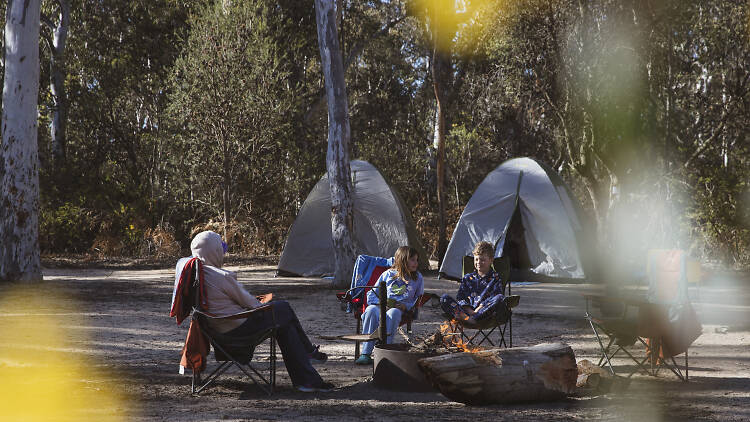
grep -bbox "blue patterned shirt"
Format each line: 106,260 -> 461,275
366,269 -> 424,310
457,269 -> 505,308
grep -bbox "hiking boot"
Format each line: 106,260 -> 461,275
355,354 -> 373,365
296,381 -> 335,393
504,295 -> 521,309
308,345 -> 328,364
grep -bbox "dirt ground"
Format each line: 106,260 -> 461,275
2,260 -> 749,421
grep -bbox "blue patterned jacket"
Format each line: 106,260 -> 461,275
457,269 -> 505,308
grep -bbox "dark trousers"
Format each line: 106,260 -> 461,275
440,293 -> 505,322
226,300 -> 322,387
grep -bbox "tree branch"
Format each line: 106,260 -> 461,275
303,16 -> 406,124
678,119 -> 727,171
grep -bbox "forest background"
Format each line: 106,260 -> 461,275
5,0 -> 749,272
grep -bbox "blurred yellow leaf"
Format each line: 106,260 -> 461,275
0,288 -> 128,421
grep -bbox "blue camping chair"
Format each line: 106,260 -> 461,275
336,254 -> 432,358
445,255 -> 517,348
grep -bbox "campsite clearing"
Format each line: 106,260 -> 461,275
2,261 -> 749,421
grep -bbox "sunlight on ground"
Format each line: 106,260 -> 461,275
0,287 -> 130,421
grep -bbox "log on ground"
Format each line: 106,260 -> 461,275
417,342 -> 577,405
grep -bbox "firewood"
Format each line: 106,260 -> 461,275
576,373 -> 601,389
576,359 -> 614,393
576,358 -> 613,378
417,342 -> 577,405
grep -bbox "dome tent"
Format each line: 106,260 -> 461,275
439,157 -> 592,282
277,160 -> 428,277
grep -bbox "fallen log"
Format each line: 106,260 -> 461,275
417,342 -> 577,405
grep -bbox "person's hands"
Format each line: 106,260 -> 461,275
256,293 -> 273,303
462,305 -> 476,316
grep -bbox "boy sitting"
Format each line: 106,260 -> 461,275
440,241 -> 519,323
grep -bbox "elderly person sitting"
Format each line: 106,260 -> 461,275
176,230 -> 333,392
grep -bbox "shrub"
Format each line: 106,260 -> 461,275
40,203 -> 98,253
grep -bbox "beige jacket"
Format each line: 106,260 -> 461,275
184,231 -> 261,333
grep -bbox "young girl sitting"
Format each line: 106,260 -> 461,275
355,246 -> 424,365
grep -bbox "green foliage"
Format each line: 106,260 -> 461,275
39,203 -> 97,253
688,166 -> 750,267
445,123 -> 498,205
27,0 -> 750,270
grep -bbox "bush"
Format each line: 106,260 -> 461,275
40,203 -> 98,253
189,218 -> 288,256
138,224 -> 181,260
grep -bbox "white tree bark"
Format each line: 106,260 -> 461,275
315,0 -> 356,289
47,0 -> 70,161
432,47 -> 448,267
1,0 -> 43,282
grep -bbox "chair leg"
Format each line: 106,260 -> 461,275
195,334 -> 276,396
270,335 -> 277,393
193,361 -> 232,394
355,317 -> 361,358
478,327 -> 498,347
587,315 -> 617,376
498,324 -> 508,348
597,337 -> 616,367
466,328 -> 482,345
507,284 -> 512,347
192,372 -> 200,394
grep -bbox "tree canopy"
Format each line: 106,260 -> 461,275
2,0 -> 748,270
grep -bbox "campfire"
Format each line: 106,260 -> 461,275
372,318 -> 486,392
405,319 -> 485,354
374,319 -> 578,403
438,319 -> 484,353
384,320 -> 578,405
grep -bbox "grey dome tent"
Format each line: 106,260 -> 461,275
439,157 -> 591,282
277,160 -> 428,277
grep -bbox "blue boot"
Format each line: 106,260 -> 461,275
355,354 -> 373,365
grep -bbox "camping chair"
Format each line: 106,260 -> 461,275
336,254 -> 433,358
446,255 -> 516,348
190,306 -> 277,395
584,249 -> 702,381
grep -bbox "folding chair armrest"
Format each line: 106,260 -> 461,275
338,285 -> 380,303
583,293 -> 649,307
193,304 -> 274,321
583,293 -> 613,302
584,293 -> 651,322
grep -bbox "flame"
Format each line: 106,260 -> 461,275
439,319 -> 483,353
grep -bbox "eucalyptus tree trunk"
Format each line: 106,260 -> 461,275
46,0 -> 70,162
315,0 -> 356,289
222,132 -> 230,241
431,24 -> 450,268
1,0 -> 43,282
